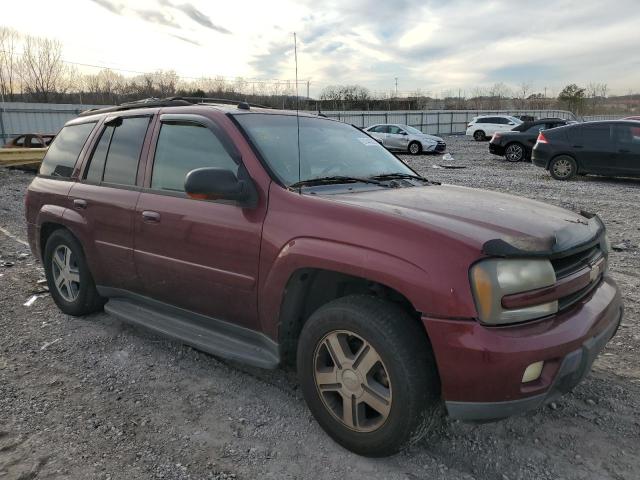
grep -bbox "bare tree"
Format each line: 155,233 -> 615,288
517,82 -> 532,109
0,27 -> 20,100
20,34 -> 71,102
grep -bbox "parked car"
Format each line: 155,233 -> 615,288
364,124 -> 446,154
26,98 -> 622,457
489,118 -> 571,162
513,115 -> 535,122
466,115 -> 523,141
532,120 -> 640,180
5,133 -> 55,148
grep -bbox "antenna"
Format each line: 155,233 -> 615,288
294,32 -> 302,190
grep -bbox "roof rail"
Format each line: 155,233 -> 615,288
78,96 -> 271,117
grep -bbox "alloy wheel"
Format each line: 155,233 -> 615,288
51,245 -> 80,302
409,143 -> 420,154
505,144 -> 524,161
552,158 -> 573,178
313,330 -> 392,432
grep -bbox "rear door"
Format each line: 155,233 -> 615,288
579,124 -> 619,174
69,115 -> 152,291
366,125 -> 387,144
612,124 -> 640,175
133,113 -> 265,329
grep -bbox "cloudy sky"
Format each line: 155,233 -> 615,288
4,0 -> 640,97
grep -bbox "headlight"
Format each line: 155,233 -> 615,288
470,258 -> 558,325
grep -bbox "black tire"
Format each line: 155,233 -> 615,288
44,229 -> 104,316
297,295 -> 442,457
473,130 -> 485,141
408,141 -> 422,155
504,142 -> 525,162
549,155 -> 577,180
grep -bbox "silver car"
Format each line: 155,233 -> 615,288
364,124 -> 446,154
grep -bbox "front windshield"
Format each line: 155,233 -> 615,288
401,125 -> 424,135
235,114 -> 416,186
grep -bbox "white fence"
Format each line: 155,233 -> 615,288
0,102 -> 630,144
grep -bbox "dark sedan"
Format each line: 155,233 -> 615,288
489,118 -> 571,162
532,120 -> 640,180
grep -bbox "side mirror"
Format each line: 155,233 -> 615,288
184,167 -> 255,206
508,122 -> 515,125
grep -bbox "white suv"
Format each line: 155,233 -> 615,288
466,115 -> 522,141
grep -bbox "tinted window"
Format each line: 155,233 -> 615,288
388,126 -> 404,134
84,125 -> 114,182
475,118 -> 489,124
151,122 -> 238,192
14,136 -> 25,146
30,136 -> 44,147
526,124 -> 546,133
583,125 -> 611,147
612,125 -> 638,145
370,125 -> 388,133
102,117 -> 150,185
40,122 -> 96,177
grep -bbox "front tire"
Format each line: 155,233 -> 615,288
549,155 -> 577,180
473,130 -> 486,141
44,229 -> 104,316
297,295 -> 441,457
408,141 -> 422,155
504,142 -> 525,162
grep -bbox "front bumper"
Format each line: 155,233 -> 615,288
423,276 -> 622,421
489,142 -> 505,156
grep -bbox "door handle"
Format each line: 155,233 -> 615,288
141,211 -> 161,223
73,199 -> 87,209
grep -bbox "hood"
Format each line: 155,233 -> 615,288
418,133 -> 443,143
325,184 -> 603,257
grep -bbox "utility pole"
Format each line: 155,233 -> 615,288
306,80 -> 310,101
394,77 -> 398,98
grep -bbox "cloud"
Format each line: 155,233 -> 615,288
173,3 -> 231,34
89,0 -> 231,35
171,34 -> 202,46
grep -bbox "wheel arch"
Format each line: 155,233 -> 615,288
277,267 -> 427,366
550,152 -> 580,172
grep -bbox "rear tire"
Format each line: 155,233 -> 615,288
44,229 -> 104,316
504,142 -> 525,162
297,295 -> 442,457
549,155 -> 577,180
408,141 -> 422,155
473,130 -> 486,141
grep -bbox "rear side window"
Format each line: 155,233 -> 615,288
526,124 -> 545,133
14,136 -> 26,146
583,125 -> 611,147
151,122 -> 238,192
40,122 -> 96,177
85,125 -> 115,182
100,117 -> 150,185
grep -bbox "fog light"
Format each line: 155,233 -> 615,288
522,361 -> 544,383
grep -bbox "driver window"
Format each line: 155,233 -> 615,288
151,122 -> 238,192
388,126 -> 402,135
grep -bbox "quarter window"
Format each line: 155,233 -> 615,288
101,117 -> 150,185
151,122 -> 238,192
40,122 -> 96,178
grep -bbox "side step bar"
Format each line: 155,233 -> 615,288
101,289 -> 279,369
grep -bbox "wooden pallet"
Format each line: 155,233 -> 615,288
0,147 -> 47,167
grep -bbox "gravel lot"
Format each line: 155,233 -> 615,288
1,136 -> 639,480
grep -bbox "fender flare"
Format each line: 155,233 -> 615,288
258,237 -> 433,339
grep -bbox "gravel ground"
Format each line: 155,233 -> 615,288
1,136 -> 639,480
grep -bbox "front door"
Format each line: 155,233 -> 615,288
133,114 -> 265,329
385,125 -> 409,150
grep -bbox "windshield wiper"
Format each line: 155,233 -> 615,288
371,172 -> 427,182
289,175 -> 387,189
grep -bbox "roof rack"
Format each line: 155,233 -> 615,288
78,96 -> 271,117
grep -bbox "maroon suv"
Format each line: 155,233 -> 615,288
25,98 -> 623,457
